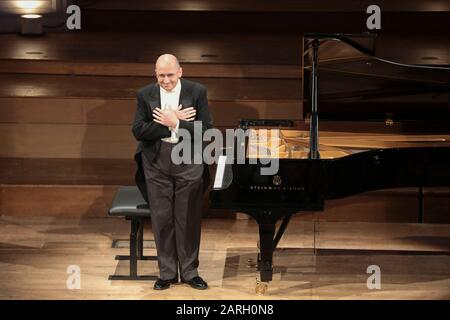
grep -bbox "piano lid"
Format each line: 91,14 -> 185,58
302,33 -> 450,124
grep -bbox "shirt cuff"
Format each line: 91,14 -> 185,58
171,119 -> 180,133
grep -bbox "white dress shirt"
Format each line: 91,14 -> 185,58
160,80 -> 181,143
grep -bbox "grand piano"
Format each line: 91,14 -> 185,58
209,33 -> 450,293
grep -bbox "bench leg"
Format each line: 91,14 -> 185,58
130,217 -> 138,276
137,218 -> 144,259
112,218 -> 158,261
109,217 -> 157,281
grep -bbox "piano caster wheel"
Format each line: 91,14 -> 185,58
255,279 -> 268,295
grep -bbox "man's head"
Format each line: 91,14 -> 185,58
155,54 -> 182,91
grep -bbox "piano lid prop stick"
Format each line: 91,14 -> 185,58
309,38 -> 320,160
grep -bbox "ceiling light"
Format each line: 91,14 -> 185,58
20,13 -> 44,36
16,1 -> 42,10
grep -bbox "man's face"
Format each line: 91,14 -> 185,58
155,64 -> 182,91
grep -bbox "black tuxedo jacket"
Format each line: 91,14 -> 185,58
132,78 -> 214,202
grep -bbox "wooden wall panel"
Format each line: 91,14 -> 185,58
2,184 -> 447,223
0,98 -> 134,125
237,188 -> 450,223
0,185 -> 118,218
0,74 -> 301,101
0,30 -> 447,223
0,124 -> 136,159
0,185 -> 214,218
315,189 -> 421,223
0,33 -> 301,65
0,123 -> 262,158
77,0 -> 450,12
0,98 -> 301,126
0,158 -> 135,185
424,188 -> 450,223
0,60 -> 299,79
0,98 -> 302,158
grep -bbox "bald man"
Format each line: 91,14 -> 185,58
132,54 -> 213,290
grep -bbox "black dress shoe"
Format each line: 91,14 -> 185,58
182,276 -> 208,290
153,277 -> 178,290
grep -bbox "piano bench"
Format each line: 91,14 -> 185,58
108,186 -> 157,281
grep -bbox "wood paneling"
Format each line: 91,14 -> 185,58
238,188 -> 450,224
311,189 -> 421,223
1,183 -> 448,223
0,60 -> 300,79
0,98 -> 134,125
0,185 -> 213,218
0,124 -> 229,159
0,33 -> 301,65
3,96 -> 447,134
2,33 -> 449,72
0,123 -> 135,159
0,158 -> 135,185
77,0 -> 450,12
0,74 -> 301,100
0,185 -> 117,217
0,29 -> 448,224
424,188 -> 450,224
81,11 -> 450,34
0,98 -> 301,126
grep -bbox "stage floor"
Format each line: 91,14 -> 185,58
0,216 -> 449,300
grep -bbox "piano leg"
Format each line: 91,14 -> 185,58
253,212 -> 292,294
256,215 -> 292,274
255,223 -> 276,294
254,215 -> 293,294
258,223 -> 275,282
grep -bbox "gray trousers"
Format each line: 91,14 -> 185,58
142,141 -> 204,281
